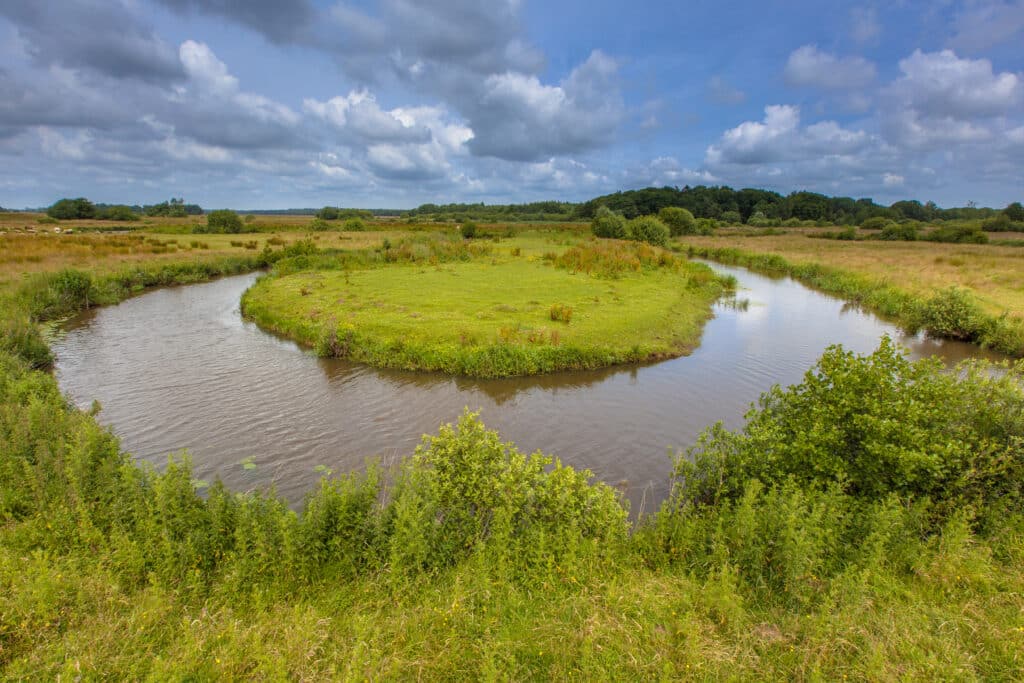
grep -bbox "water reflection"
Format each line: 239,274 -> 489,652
53,264 -> 1008,514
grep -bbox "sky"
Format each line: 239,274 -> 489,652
0,1 -> 1022,210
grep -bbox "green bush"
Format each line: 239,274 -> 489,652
859,216 -> 892,230
914,287 -> 985,340
317,206 -> 340,220
342,218 -> 366,232
460,221 -> 478,239
695,218 -> 717,235
310,218 -> 331,231
719,210 -> 742,225
626,215 -> 669,246
658,206 -> 696,236
98,205 -> 139,221
47,197 -> 96,220
0,315 -> 54,368
202,210 -> 243,234
669,337 -> 1024,517
926,225 -> 988,244
591,206 -> 627,239
878,223 -> 918,241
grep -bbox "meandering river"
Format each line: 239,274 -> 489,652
53,263 -> 1005,513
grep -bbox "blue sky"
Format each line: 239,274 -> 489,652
1,1 -> 1022,209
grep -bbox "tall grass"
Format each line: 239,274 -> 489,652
1,336 -> 1023,677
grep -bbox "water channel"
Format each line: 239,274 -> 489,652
53,263 -> 1005,513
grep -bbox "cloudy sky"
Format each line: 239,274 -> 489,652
1,0 -> 1022,209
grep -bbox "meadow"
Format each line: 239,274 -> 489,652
241,234 -> 730,377
0,218 -> 1023,678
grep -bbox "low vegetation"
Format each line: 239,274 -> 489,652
1,325 -> 1022,677
684,235 -> 1024,355
241,235 -> 730,377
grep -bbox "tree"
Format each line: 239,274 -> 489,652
317,206 -> 341,220
626,215 -> 669,246
1004,202 -> 1024,222
658,206 -> 696,236
47,197 -> 96,219
98,205 -> 139,221
591,206 -> 627,238
204,209 -> 243,234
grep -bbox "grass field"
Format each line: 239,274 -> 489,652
686,231 -> 1024,317
2,222 -> 1024,678
242,236 -> 729,377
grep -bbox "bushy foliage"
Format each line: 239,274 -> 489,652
317,206 -> 340,220
460,221 -> 478,239
97,205 -> 139,221
658,206 -> 696,236
925,225 -> 988,244
309,218 -> 331,231
591,206 -> 627,239
669,338 -> 1024,518
47,197 -> 96,220
878,223 -> 918,241
626,215 -> 669,246
201,210 -> 244,234
342,218 -> 366,232
1004,201 -> 1024,222
860,216 -> 892,230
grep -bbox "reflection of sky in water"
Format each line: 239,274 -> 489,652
53,263 -> 1009,515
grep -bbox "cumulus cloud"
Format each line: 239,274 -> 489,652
784,45 -> 877,90
155,0 -> 315,44
0,0 -> 184,84
886,49 -> 1021,119
705,105 -> 871,165
466,50 -> 623,161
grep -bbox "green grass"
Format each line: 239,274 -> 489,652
242,238 -> 730,377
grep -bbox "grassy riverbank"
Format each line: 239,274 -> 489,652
242,236 -> 730,377
684,238 -> 1024,356
1,334 -> 1022,678
1,226 -> 1023,678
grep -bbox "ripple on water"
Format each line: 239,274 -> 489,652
53,265 -> 1008,512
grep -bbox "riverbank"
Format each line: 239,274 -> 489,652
241,237 -> 731,378
684,239 -> 1024,356
2,227 -> 1023,678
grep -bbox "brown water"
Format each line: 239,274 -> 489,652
52,263 -> 1005,513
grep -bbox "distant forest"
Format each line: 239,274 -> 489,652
408,187 -> 1018,225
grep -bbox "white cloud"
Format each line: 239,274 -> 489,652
887,49 -> 1020,119
784,45 -> 877,90
883,173 -> 905,187
37,126 -> 90,160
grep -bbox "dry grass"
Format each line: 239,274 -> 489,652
0,229 -> 395,292
685,232 -> 1024,317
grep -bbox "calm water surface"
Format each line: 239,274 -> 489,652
53,264 -> 1005,513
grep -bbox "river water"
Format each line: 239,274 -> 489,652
52,263 -> 1004,513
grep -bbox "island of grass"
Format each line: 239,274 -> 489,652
241,237 -> 732,377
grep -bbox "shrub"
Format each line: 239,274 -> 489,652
626,215 -> 669,246
342,218 -> 366,232
203,210 -> 243,234
669,337 -> 1024,518
310,218 -> 331,231
1003,201 -> 1024,222
719,210 -> 742,225
859,216 -> 892,230
878,223 -> 918,241
695,218 -> 717,235
0,315 -> 54,368
926,225 -> 988,244
914,287 -> 984,340
460,221 -> 478,239
317,206 -> 340,220
549,303 -> 573,323
591,206 -> 627,239
47,197 -> 96,220
36,216 -> 59,225
658,206 -> 696,236
244,214 -> 257,224
98,205 -> 139,221
981,214 -> 1011,232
